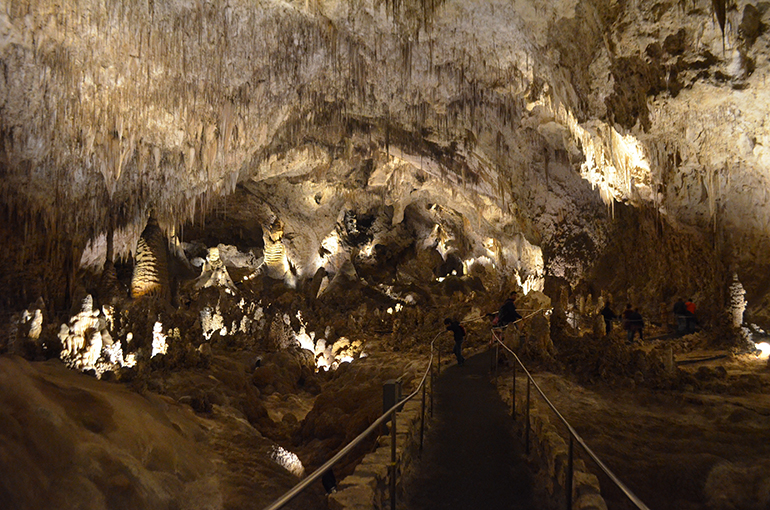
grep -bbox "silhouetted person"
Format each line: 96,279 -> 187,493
599,302 -> 617,335
623,306 -> 644,344
673,298 -> 688,335
496,291 -> 522,328
445,318 -> 466,366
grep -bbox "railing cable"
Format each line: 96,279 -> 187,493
263,330 -> 443,510
492,315 -> 651,510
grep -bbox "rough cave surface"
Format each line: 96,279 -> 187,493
2,0 -> 770,509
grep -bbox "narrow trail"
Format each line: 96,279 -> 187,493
402,350 -> 537,510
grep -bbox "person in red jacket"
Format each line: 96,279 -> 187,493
685,299 -> 697,333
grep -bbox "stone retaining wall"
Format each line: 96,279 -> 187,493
329,356 -> 608,510
499,376 -> 609,510
328,395 -> 426,509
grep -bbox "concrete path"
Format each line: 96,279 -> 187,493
402,350 -> 537,510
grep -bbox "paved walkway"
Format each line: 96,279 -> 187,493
402,350 -> 537,510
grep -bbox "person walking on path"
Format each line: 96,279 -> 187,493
623,305 -> 644,344
496,291 -> 522,328
445,318 -> 466,366
402,352 -> 536,509
599,301 -> 617,336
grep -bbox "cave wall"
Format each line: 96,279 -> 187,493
1,0 -> 769,332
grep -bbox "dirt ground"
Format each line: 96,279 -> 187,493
498,347 -> 770,510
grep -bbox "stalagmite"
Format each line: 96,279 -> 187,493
130,216 -> 170,299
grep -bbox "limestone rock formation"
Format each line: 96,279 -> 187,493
3,1 -> 770,509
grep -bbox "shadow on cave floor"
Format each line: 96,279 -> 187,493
401,350 -> 537,510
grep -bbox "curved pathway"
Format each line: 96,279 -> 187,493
402,350 -> 537,510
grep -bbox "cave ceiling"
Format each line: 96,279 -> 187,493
2,0 -> 770,311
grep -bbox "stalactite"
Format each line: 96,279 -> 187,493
712,0 -> 727,50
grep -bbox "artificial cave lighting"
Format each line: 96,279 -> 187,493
104,340 -> 136,369
294,311 -> 316,353
436,277 -> 445,283
263,219 -> 291,280
151,322 -> 168,358
295,328 -> 315,352
269,445 -> 305,477
755,342 -> 770,359
463,256 -> 494,275
315,339 -> 333,371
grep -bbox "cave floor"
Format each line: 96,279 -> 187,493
402,350 -> 537,510
497,351 -> 770,510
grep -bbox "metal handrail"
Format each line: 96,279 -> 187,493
492,316 -> 651,510
263,330 -> 443,510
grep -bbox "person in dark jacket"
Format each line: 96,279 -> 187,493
599,301 -> 617,335
673,298 -> 688,335
496,291 -> 522,327
445,318 -> 466,366
629,308 -> 644,342
623,305 -> 644,344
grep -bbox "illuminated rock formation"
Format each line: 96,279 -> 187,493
130,217 -> 170,299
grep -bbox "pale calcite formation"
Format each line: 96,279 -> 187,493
58,295 -> 136,376
3,1 -> 770,318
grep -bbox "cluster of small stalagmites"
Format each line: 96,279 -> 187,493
3,297 -> 50,358
56,295 -> 132,377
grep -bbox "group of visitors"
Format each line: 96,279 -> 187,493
600,302 -> 643,343
599,297 -> 699,342
444,291 -> 524,366
445,291 -> 702,366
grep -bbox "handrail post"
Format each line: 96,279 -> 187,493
494,340 -> 499,380
525,377 -> 531,455
430,353 -> 434,418
420,379 -> 426,452
490,330 -> 496,372
567,434 -> 574,510
390,410 -> 397,510
437,342 -> 441,375
511,361 -> 516,417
